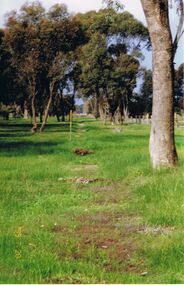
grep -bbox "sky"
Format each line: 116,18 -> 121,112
0,0 -> 183,69
0,0 -> 146,26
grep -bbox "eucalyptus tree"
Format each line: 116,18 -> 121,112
0,30 -> 13,108
78,7 -> 148,120
80,32 -> 110,118
40,52 -> 73,131
3,2 -> 45,132
3,1 -> 86,132
68,53 -> 82,112
107,48 -> 140,122
140,0 -> 184,168
38,3 -> 86,129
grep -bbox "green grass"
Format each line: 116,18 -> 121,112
0,117 -> 184,283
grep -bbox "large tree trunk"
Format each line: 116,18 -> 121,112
141,0 -> 178,168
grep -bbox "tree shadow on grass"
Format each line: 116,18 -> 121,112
0,132 -> 32,138
0,140 -> 69,157
0,121 -> 80,157
43,123 -> 77,133
0,123 -> 78,135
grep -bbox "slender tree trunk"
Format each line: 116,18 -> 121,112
28,78 -> 37,133
104,89 -> 110,125
141,0 -> 178,168
72,87 -> 76,111
61,114 -> 65,122
56,113 -> 60,122
99,100 -> 106,122
94,91 -> 100,119
123,106 -> 129,122
60,92 -> 65,122
118,98 -> 123,125
31,93 -> 37,133
24,101 -> 29,119
110,111 -> 115,125
40,83 -> 54,132
89,99 -> 94,114
119,110 -> 123,125
39,89 -> 47,123
104,105 -> 107,125
123,94 -> 129,122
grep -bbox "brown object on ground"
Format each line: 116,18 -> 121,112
74,148 -> 94,156
58,177 -> 106,184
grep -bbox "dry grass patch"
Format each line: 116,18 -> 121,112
72,164 -> 98,172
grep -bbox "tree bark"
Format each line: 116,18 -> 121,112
40,83 -> 54,132
99,99 -> 107,123
141,0 -> 178,168
60,92 -> 65,122
72,87 -> 76,111
56,113 -> 60,122
28,77 -> 37,133
24,101 -> 29,119
94,91 -> 100,119
31,93 -> 37,133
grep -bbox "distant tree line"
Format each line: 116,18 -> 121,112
0,1 -> 183,132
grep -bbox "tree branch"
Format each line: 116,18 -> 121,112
173,0 -> 184,56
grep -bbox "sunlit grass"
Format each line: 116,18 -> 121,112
0,117 -> 184,283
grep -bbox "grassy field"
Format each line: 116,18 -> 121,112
0,117 -> 184,284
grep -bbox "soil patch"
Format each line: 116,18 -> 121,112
53,211 -> 146,274
72,211 -> 144,273
51,225 -> 69,234
53,179 -> 147,275
74,148 -> 94,156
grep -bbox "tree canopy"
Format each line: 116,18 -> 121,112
0,1 -> 182,133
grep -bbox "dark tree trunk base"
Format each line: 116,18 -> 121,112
31,126 -> 37,133
40,124 -> 46,132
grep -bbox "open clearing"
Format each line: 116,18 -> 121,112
0,117 -> 184,283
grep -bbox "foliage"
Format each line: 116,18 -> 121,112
174,63 -> 184,113
1,0 -> 182,130
129,69 -> 153,116
77,7 -> 148,120
1,1 -> 86,131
